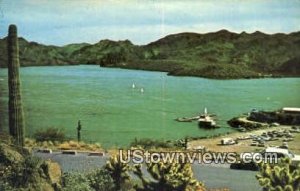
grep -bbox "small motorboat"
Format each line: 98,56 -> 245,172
198,108 -> 218,128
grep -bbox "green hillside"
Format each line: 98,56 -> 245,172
1,30 -> 300,79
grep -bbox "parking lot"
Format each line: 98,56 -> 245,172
189,125 -> 300,154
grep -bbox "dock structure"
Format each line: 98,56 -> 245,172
175,116 -> 200,122
175,108 -> 219,128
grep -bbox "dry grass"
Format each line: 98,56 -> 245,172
25,138 -> 103,152
22,125 -> 300,155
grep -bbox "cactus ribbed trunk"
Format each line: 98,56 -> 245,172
7,24 -> 25,146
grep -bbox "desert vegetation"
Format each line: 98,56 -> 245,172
130,138 -> 178,150
256,158 -> 300,191
1,141 -> 207,191
33,127 -> 66,143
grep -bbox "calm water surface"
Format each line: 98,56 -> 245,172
0,65 -> 299,147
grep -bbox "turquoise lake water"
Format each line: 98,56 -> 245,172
0,65 -> 299,147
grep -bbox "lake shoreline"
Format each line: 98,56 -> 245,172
21,124 -> 300,157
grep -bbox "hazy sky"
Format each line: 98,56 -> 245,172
0,0 -> 299,45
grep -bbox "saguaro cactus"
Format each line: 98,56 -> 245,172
7,24 -> 25,146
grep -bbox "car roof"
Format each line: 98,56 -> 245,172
264,147 -> 289,154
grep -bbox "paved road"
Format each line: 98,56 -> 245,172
34,152 -> 260,191
193,164 -> 260,190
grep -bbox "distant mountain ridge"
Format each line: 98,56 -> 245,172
1,30 -> 300,79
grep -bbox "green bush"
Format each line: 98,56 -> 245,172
0,181 -> 17,191
61,172 -> 93,191
3,156 -> 43,189
34,127 -> 66,142
130,138 -> 174,149
87,168 -> 115,191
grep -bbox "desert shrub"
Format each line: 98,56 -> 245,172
130,138 -> 174,149
256,158 -> 300,191
4,155 -> 43,188
133,161 -> 205,191
0,181 -> 17,191
34,127 -> 66,142
87,168 -> 115,191
61,172 -> 93,191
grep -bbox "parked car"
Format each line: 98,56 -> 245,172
285,133 -> 294,138
261,135 -> 271,141
291,126 -> 300,132
270,122 -> 280,127
269,137 -> 279,141
283,138 -> 294,142
279,142 -> 289,149
290,129 -> 300,133
250,141 -> 259,146
221,138 -> 236,145
262,147 -> 300,166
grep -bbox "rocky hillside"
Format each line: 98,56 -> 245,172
1,30 -> 300,79
0,37 -> 91,67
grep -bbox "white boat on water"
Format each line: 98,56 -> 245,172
198,108 -> 218,128
132,83 -> 136,89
